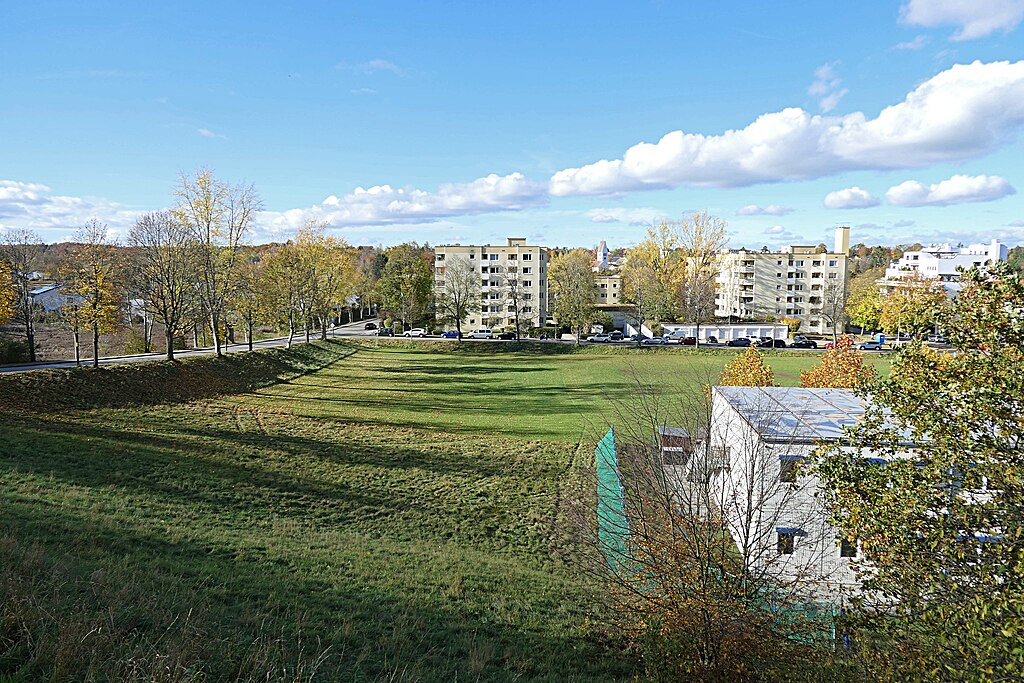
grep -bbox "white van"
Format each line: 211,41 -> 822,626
468,328 -> 493,339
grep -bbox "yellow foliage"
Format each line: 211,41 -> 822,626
800,336 -> 878,389
720,346 -> 775,386
0,260 -> 15,325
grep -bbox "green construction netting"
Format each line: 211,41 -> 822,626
595,427 -> 630,573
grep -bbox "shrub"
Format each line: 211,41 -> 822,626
122,330 -> 150,355
0,335 -> 30,364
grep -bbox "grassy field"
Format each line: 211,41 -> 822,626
0,341 -> 888,681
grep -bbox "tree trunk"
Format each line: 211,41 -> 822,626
92,323 -> 100,369
166,324 -> 176,361
210,311 -> 222,356
695,321 -> 701,348
287,313 -> 295,349
25,322 -> 36,363
72,327 -> 80,366
193,324 -> 199,349
321,308 -> 329,340
247,319 -> 254,352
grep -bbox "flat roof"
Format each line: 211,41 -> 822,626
713,386 -> 912,444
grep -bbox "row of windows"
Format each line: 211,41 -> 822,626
436,252 -> 538,261
777,531 -> 857,558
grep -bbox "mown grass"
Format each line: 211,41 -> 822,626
0,340 -> 888,681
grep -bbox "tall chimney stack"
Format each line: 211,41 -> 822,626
834,225 -> 850,255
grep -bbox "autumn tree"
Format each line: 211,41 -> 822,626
0,260 -> 15,325
127,211 -> 198,360
378,243 -> 433,330
62,221 -> 123,368
172,168 -> 262,356
260,242 -> 305,348
879,273 -> 947,338
799,336 -> 877,389
845,268 -> 884,333
226,256 -> 267,351
818,276 -> 848,345
677,210 -> 728,346
621,220 -> 686,339
294,221 -> 356,341
720,345 -> 775,386
815,262 -> 1024,681
548,249 -> 597,345
434,254 -> 476,339
0,229 -> 43,361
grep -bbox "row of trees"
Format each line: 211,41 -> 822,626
0,170 -> 422,365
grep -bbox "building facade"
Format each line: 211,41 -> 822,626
880,239 -> 1008,295
715,226 -> 850,335
433,237 -> 549,331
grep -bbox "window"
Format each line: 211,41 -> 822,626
435,279 -> 445,287
522,267 -> 532,274
489,254 -> 499,261
829,260 -> 837,267
481,266 -> 488,273
709,446 -> 730,469
522,253 -> 532,261
840,538 -> 858,558
600,293 -> 607,299
523,293 -> 532,300
523,280 -> 532,287
795,260 -> 804,267
469,253 -> 475,259
828,273 -> 838,279
490,305 -> 500,312
508,254 -> 517,260
777,272 -> 782,277
481,280 -> 489,287
436,253 -> 445,261
777,531 -> 796,554
779,457 -> 800,483
812,260 -> 821,267
523,306 -> 532,313
490,280 -> 499,287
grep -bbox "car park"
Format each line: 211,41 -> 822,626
375,328 -> 394,336
363,322 -> 377,330
857,340 -> 885,351
468,328 -> 493,339
403,328 -> 426,337
726,338 -> 751,347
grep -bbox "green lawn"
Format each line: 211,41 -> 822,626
0,341 -> 887,681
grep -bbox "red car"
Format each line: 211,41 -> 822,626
680,336 -> 697,346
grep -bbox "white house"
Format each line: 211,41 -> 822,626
881,239 -> 1008,295
701,386 -> 879,603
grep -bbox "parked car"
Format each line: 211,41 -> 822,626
608,331 -> 624,341
497,331 -> 516,340
468,328 -> 493,339
705,336 -> 718,344
759,338 -> 787,348
589,333 -> 612,343
440,330 -> 461,339
403,328 -> 426,337
641,336 -> 667,345
790,339 -> 818,349
375,328 -> 394,336
857,340 -> 885,351
926,334 -> 947,343
538,333 -> 550,340
679,336 -> 697,346
363,322 -> 377,330
726,338 -> 751,347
628,334 -> 646,342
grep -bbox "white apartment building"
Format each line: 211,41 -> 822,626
880,239 -> 1008,295
433,237 -> 548,331
715,226 -> 850,335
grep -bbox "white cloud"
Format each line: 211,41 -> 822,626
885,173 -> 1016,206
808,62 -> 848,113
823,186 -> 880,209
262,172 -> 548,231
585,207 -> 665,225
900,0 -> 1024,40
338,59 -> 404,76
350,87 -> 377,95
894,35 -> 929,49
765,225 -> 786,234
197,128 -> 225,139
550,60 -> 1024,196
736,204 -> 793,216
0,180 -> 139,236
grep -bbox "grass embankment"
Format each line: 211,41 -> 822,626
0,341 -> 887,681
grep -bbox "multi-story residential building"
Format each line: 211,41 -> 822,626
595,273 -> 622,306
879,239 -> 1007,295
715,226 -> 850,335
433,237 -> 548,331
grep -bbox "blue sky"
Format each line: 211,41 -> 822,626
2,1 -> 1023,249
